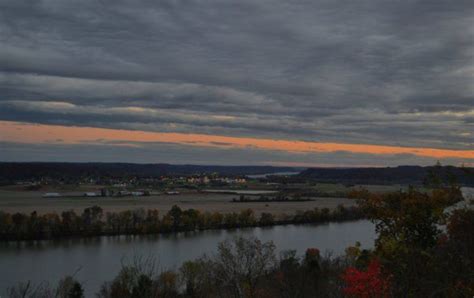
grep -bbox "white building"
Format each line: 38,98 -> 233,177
43,192 -> 60,198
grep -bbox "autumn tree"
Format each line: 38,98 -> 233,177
357,187 -> 461,296
168,205 -> 183,230
259,212 -> 274,226
341,258 -> 391,298
213,236 -> 276,297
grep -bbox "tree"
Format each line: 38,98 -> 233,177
0,211 -> 13,239
28,211 -> 43,238
238,209 -> 256,227
98,257 -> 158,298
213,236 -> 276,297
157,271 -> 179,297
179,259 -> 216,297
275,250 -> 304,298
132,209 -> 146,232
56,276 -> 84,298
168,205 -> 182,230
8,277 -> 84,298
434,209 -> 474,295
61,210 -> 79,235
118,210 -> 133,233
209,212 -> 224,228
223,212 -> 239,228
131,274 -> 153,298
106,212 -> 121,234
356,188 -> 459,295
42,213 -> 61,238
82,206 -> 103,234
342,258 -> 392,298
145,209 -> 160,233
259,213 -> 274,226
447,209 -> 474,249
7,281 -> 53,298
11,212 -> 28,238
182,208 -> 200,230
358,189 -> 446,251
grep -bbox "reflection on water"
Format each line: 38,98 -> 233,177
0,220 -> 375,296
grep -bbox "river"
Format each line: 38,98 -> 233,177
0,220 -> 376,296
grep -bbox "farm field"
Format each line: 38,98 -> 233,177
0,187 -> 356,216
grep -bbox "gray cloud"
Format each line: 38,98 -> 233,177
0,0 -> 473,164
1,141 -> 471,167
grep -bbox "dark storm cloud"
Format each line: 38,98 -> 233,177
0,0 -> 473,164
1,141 -> 469,167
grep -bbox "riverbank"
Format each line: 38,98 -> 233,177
0,205 -> 364,241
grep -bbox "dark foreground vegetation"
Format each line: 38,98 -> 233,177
0,205 -> 363,241
5,185 -> 474,297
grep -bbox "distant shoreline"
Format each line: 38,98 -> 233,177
0,205 -> 364,242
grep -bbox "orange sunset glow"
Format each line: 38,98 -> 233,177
2,2 -> 474,296
1,121 -> 473,159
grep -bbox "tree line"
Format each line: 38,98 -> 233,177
0,205 -> 364,241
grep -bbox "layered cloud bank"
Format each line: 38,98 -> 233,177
0,0 -> 473,165
1,121 -> 473,166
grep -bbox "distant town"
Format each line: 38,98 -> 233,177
37,174 -> 250,198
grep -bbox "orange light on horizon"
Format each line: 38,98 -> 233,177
1,120 -> 473,160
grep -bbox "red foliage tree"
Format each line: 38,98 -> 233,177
341,259 -> 392,298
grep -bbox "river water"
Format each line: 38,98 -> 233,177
0,220 -> 376,296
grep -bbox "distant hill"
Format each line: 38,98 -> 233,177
2,163 -> 473,186
299,165 -> 474,186
0,162 -> 300,181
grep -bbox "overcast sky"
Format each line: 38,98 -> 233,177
0,0 -> 473,166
